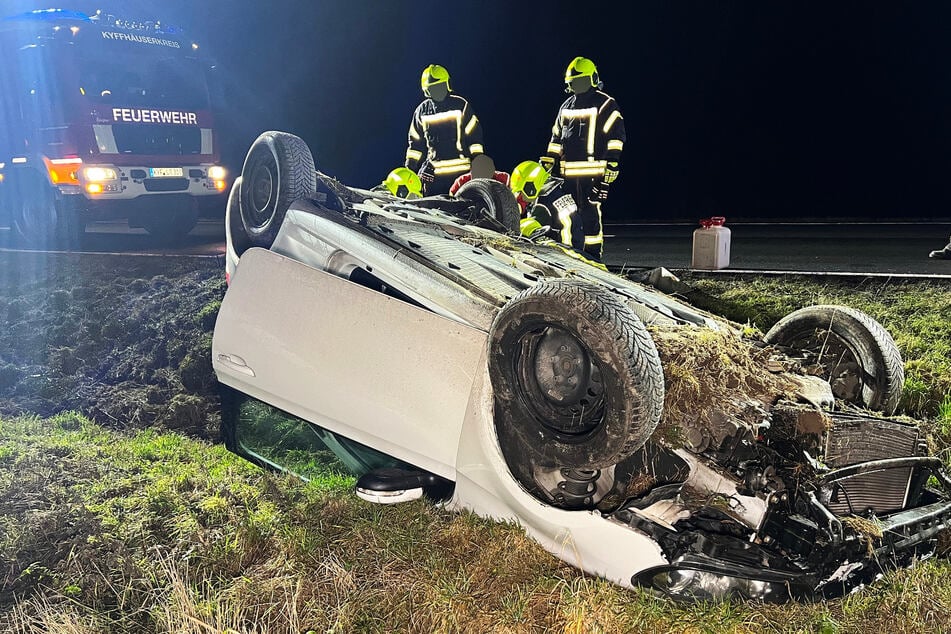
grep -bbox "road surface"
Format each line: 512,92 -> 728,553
1,219 -> 949,279
0,218 -> 226,258
603,222 -> 951,278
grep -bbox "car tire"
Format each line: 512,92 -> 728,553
226,177 -> 252,258
455,178 -> 521,236
239,131 -> 316,248
764,304 -> 904,415
488,278 -> 665,473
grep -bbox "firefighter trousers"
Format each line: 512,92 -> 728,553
565,176 -> 606,260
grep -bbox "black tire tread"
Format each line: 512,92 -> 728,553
10,171 -> 81,248
456,178 -> 521,236
490,278 -> 665,469
226,177 -> 252,258
765,304 -> 904,414
239,131 -> 316,248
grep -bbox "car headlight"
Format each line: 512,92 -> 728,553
633,564 -> 800,602
83,167 -> 118,182
207,165 -> 227,180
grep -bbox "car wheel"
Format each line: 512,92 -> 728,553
764,304 -> 904,415
455,178 -> 521,236
239,131 -> 316,248
488,278 -> 665,473
226,177 -> 252,258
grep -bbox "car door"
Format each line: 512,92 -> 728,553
212,247 -> 488,480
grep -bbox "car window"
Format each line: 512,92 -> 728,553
228,392 -> 408,480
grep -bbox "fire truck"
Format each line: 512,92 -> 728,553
0,8 -> 227,245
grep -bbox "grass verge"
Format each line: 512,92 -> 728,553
0,412 -> 949,633
677,273 -> 951,451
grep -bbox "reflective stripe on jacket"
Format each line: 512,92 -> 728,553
406,94 -> 484,175
544,90 -> 625,178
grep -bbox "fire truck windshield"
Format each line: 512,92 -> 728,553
77,50 -> 211,111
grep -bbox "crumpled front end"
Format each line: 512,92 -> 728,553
602,409 -> 951,602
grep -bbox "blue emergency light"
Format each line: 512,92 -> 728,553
1,8 -> 93,23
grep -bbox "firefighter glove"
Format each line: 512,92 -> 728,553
539,156 -> 556,174
418,164 -> 435,184
604,161 -> 620,184
589,182 -> 609,203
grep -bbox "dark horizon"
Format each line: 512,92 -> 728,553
4,1 -> 951,224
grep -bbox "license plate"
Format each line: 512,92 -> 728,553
149,167 -> 184,178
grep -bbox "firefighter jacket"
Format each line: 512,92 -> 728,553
405,94 -> 484,180
543,89 -> 625,180
518,177 -> 585,251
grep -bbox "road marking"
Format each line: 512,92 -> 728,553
0,247 -> 222,259
607,265 -> 951,281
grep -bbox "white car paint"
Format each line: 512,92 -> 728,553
214,246 -> 669,588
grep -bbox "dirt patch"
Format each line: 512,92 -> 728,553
649,324 -> 800,449
0,251 -> 226,438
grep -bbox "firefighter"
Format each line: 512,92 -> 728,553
405,64 -> 485,196
510,160 -> 584,251
378,167 -> 423,199
540,56 -> 625,260
449,154 -> 510,195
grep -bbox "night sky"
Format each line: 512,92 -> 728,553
5,1 -> 951,224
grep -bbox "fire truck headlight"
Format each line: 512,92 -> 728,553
83,167 -> 118,182
207,166 -> 226,180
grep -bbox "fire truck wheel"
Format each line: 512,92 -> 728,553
488,278 -> 665,477
239,131 -> 316,248
10,172 -> 82,248
142,205 -> 199,240
764,304 -> 904,415
455,178 -> 521,235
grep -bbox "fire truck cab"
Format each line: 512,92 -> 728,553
0,8 -> 227,245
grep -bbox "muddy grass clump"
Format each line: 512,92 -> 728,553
0,364 -> 21,390
649,324 -> 799,446
196,300 -> 221,331
0,252 -> 227,439
47,289 -> 70,311
6,299 -> 27,322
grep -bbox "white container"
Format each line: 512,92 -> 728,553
691,217 -> 731,270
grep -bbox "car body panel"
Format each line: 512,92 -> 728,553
271,204 -> 500,329
451,361 -> 669,587
216,246 -> 671,587
213,247 -> 487,479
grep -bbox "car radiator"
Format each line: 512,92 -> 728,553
822,412 -> 925,516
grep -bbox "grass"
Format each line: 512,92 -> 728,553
677,273 -> 951,444
0,412 -> 949,633
0,270 -> 949,632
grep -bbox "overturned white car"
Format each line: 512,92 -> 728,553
212,131 -> 951,602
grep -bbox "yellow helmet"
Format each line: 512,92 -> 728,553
564,56 -> 599,90
510,160 -> 549,201
520,216 -> 543,238
421,64 -> 451,95
383,167 -> 422,199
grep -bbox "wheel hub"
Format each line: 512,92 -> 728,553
515,326 -> 605,437
249,165 -> 275,223
797,331 -> 865,402
534,330 -> 590,404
